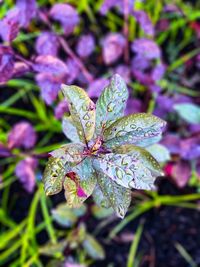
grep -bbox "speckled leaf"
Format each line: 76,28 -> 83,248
50,143 -> 84,166
95,74 -> 128,136
52,203 -> 86,227
96,172 -> 131,218
43,157 -> 68,196
146,144 -> 171,162
83,234 -> 105,259
62,114 -> 80,143
103,113 -> 166,149
64,158 -> 96,208
61,84 -> 96,143
93,154 -> 133,188
113,145 -> 164,177
92,184 -> 111,208
93,153 -> 157,190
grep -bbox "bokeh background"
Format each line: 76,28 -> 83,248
0,0 -> 200,266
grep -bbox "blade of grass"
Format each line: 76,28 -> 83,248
175,242 -> 197,267
39,184 -> 57,244
127,221 -> 144,267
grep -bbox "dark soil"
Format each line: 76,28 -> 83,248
91,180 -> 200,267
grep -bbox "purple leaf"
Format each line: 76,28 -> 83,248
132,10 -> 154,36
66,58 -> 80,84
8,122 -> 37,149
36,73 -> 63,105
0,8 -> 20,42
131,55 -> 151,71
15,157 -> 38,193
34,55 -> 68,75
125,98 -> 142,115
115,64 -> 131,83
16,0 -> 37,28
102,33 -> 126,65
99,0 -> 137,15
0,143 -> 11,157
87,78 -> 109,99
160,134 -> 181,154
76,34 -> 95,58
13,61 -> 30,77
131,38 -> 161,59
172,161 -> 191,188
35,32 -> 59,56
151,63 -> 166,81
180,136 -> 200,160
0,46 -> 14,83
50,4 -> 80,35
54,100 -> 69,119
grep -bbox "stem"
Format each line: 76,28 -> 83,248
15,54 -> 34,69
123,0 -> 129,63
39,11 -> 94,83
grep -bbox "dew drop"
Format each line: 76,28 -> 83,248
130,124 -> 136,129
83,113 -> 90,120
86,121 -> 92,128
116,168 -> 123,180
107,103 -> 115,112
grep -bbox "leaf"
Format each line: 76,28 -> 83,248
113,145 -> 163,177
52,203 -> 86,227
43,157 -> 67,196
93,153 -> 158,190
93,154 -> 134,189
92,184 -> 111,208
95,74 -> 129,136
174,103 -> 200,124
146,144 -> 171,162
39,240 -> 67,256
62,114 -> 80,143
61,84 -> 96,143
96,172 -> 131,218
103,113 -> 166,149
50,143 -> 84,166
64,158 -> 96,208
83,234 -> 105,260
91,205 -> 114,219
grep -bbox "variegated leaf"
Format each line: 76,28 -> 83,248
64,158 -> 96,208
103,113 -> 166,149
43,157 -> 68,196
93,153 -> 157,190
95,74 -> 128,136
61,84 -> 96,143
62,114 -> 81,143
97,172 -> 131,218
113,144 -> 164,177
92,184 -> 111,208
50,143 -> 84,166
146,144 -> 170,163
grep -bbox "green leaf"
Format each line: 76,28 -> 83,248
64,158 -> 96,208
39,240 -> 67,256
113,145 -> 164,177
92,184 -> 111,208
97,172 -> 131,218
174,103 -> 200,124
83,234 -> 105,260
95,74 -> 129,136
146,144 -> 171,163
62,114 -> 81,143
52,203 -> 86,227
61,84 -> 96,143
43,157 -> 67,196
93,152 -> 159,190
50,143 -> 84,166
91,205 -> 114,219
103,113 -> 166,149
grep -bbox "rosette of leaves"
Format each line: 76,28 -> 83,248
43,74 -> 166,218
